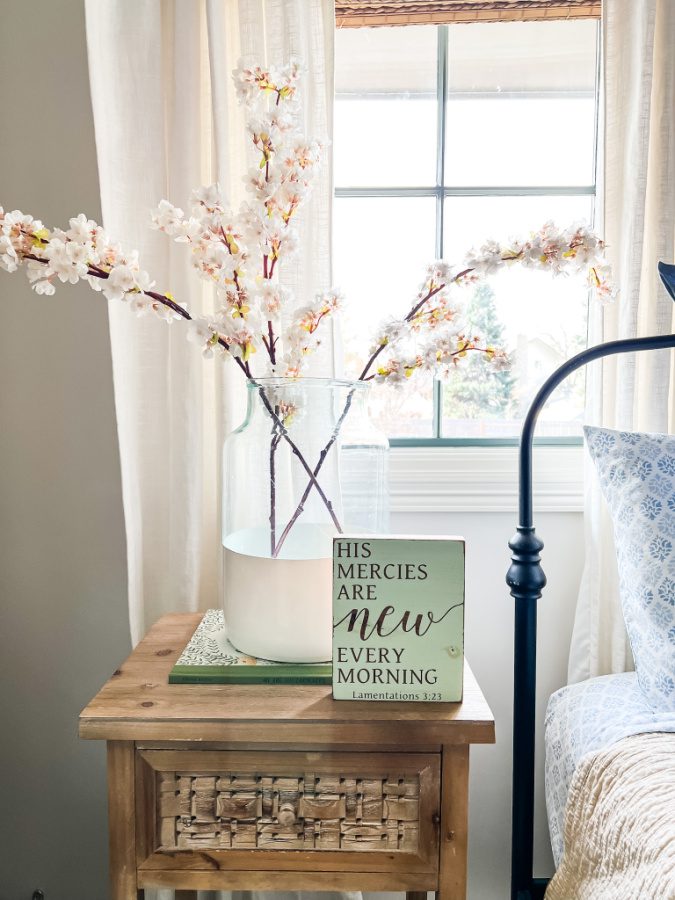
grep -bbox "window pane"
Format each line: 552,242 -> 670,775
445,20 -> 597,186
369,378 -> 436,439
334,196 -> 436,437
335,26 -> 438,186
443,194 -> 594,259
441,195 -> 594,438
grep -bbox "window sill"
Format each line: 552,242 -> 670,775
389,444 -> 584,514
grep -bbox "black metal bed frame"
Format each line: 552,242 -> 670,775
506,261 -> 675,900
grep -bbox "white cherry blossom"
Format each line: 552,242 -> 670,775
0,234 -> 18,272
103,264 -> 138,301
151,199 -> 185,233
187,317 -> 220,358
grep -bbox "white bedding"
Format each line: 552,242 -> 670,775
545,671 -> 675,865
546,733 -> 675,899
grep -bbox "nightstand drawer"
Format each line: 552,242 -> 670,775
136,749 -> 441,876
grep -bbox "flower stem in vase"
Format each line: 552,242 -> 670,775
268,413 -> 281,556
272,387 -> 356,558
256,386 -> 343,543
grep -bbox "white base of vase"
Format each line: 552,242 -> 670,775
222,525 -> 334,663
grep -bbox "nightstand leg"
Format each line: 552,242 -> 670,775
437,744 -> 469,900
407,892 -> 428,900
107,741 -> 140,899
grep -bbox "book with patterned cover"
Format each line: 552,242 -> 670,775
169,609 -> 332,684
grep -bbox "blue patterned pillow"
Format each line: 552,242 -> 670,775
585,426 -> 675,710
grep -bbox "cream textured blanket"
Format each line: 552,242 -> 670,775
546,732 -> 675,899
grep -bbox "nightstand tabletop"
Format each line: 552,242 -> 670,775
80,612 -> 495,748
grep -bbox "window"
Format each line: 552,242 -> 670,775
334,20 -> 599,443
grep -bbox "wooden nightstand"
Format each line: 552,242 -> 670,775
80,613 -> 495,899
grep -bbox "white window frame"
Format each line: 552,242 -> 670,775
389,443 -> 584,513
335,22 -> 600,511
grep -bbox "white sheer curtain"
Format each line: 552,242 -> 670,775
86,4 -> 352,899
569,0 -> 675,682
85,0 -> 336,645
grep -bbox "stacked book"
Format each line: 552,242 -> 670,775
169,609 -> 331,685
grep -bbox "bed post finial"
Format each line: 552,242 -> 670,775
507,527 -> 546,601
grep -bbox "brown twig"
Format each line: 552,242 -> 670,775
267,319 -> 277,365
272,387 -> 354,558
404,282 -> 447,323
255,384 -> 343,536
268,415 -> 281,556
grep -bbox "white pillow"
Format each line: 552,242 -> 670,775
585,425 -> 675,710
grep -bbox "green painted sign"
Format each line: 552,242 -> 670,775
332,535 -> 465,702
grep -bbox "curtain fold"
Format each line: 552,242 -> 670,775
85,4 -> 344,898
568,0 -> 675,683
85,0 -> 229,646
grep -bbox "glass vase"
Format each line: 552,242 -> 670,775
222,377 -> 389,662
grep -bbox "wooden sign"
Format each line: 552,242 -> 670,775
332,535 -> 465,702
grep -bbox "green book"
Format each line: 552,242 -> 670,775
169,609 -> 332,684
332,535 -> 465,702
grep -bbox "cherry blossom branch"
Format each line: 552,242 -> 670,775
13,216 -> 344,531
358,268 -> 476,382
361,343 -> 502,382
358,283 -> 446,380
404,282 -> 448,322
25,248 -> 338,533
277,256 -> 533,539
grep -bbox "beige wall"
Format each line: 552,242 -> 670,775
0,3 -> 582,898
0,2 -> 130,897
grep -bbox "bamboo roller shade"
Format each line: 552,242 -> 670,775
336,1 -> 601,27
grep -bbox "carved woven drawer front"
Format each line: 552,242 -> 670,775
158,769 -> 421,851
139,750 -> 440,866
